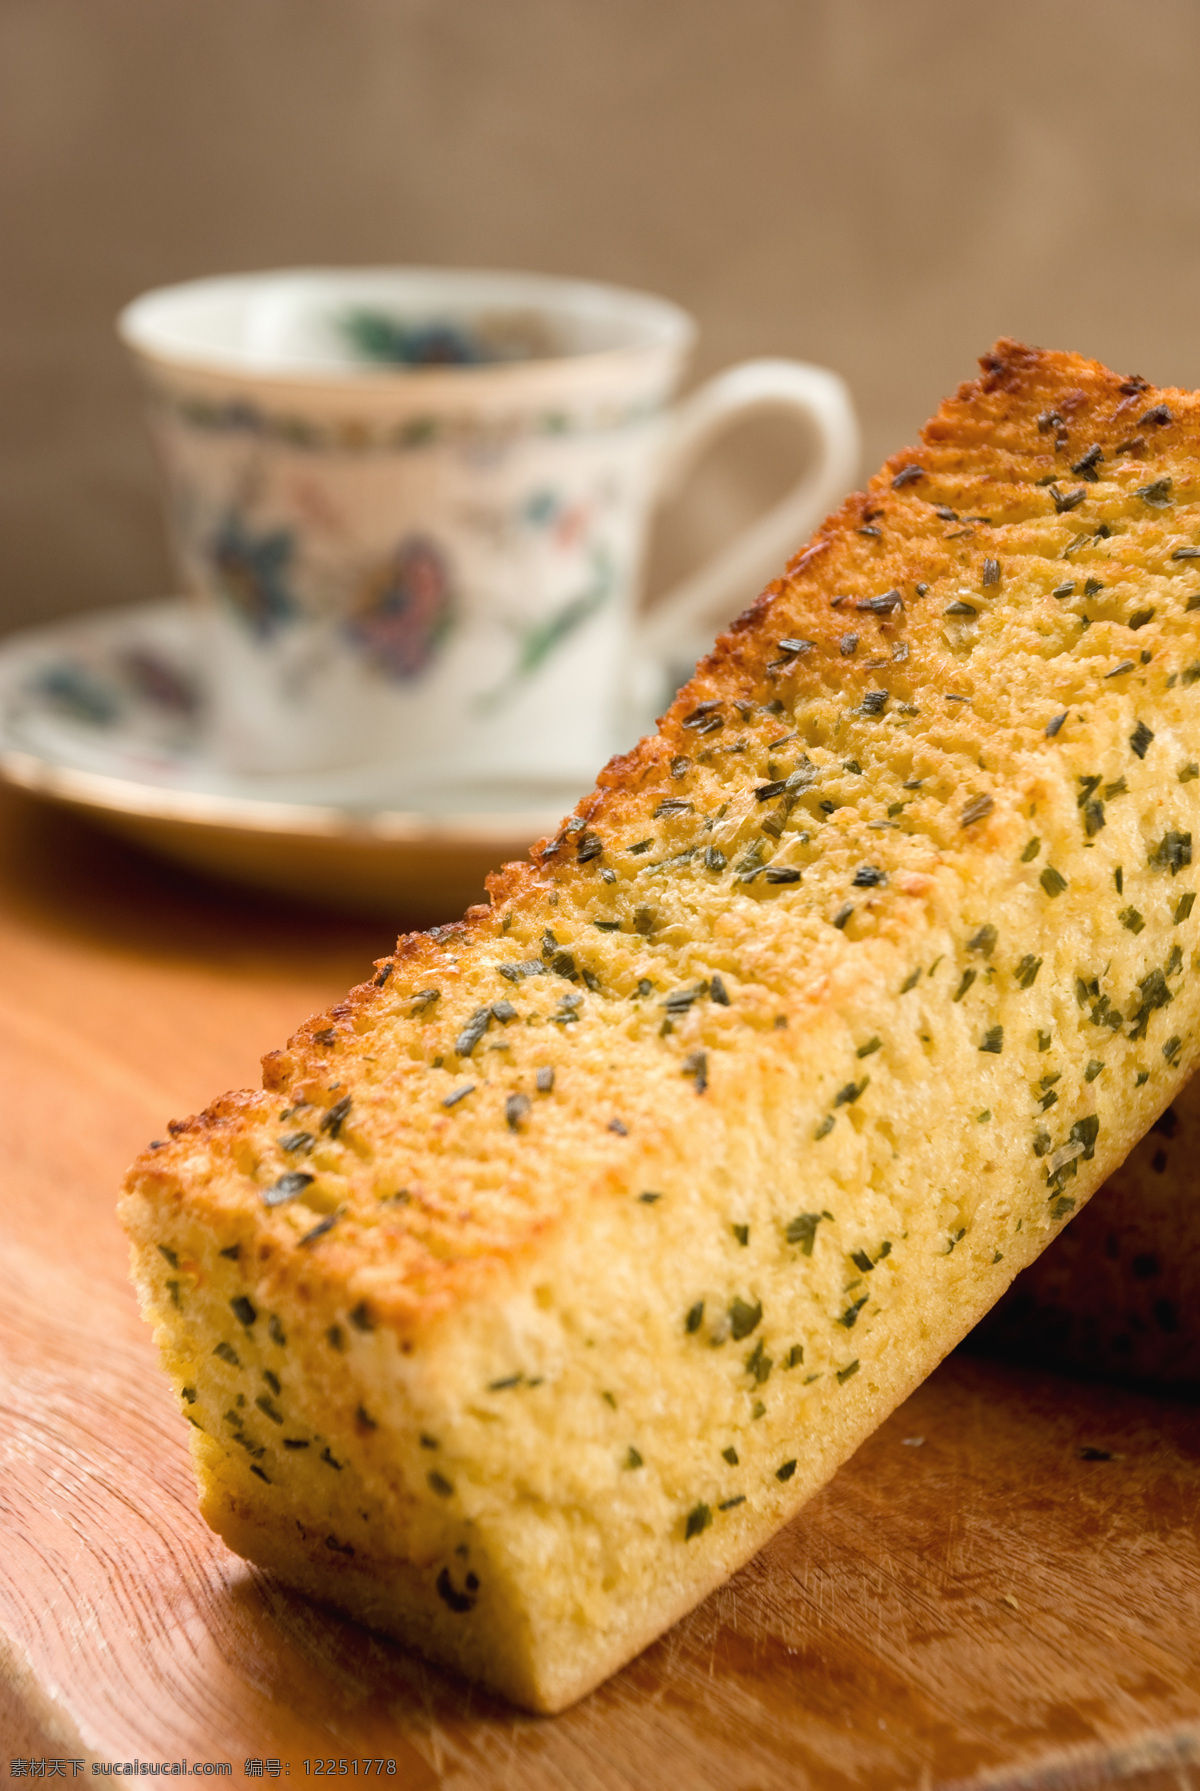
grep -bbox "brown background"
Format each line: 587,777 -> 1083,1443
6,0 -> 1200,638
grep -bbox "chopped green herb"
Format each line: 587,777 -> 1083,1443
505,1092 -> 531,1130
435,1567 -> 475,1613
786,1212 -> 828,1254
1040,867 -> 1068,897
685,1503 -> 713,1540
320,1094 -> 352,1138
745,1339 -> 773,1383
838,1297 -> 868,1329
1120,907 -> 1146,933
719,1496 -> 747,1511
264,1170 -> 315,1208
639,1190 -> 663,1204
443,1084 -> 475,1108
1164,1034 -> 1184,1063
837,1360 -> 860,1384
230,1296 -> 256,1328
1130,720 -> 1155,759
1175,892 -> 1196,923
776,1460 -> 798,1481
683,1051 -> 708,1093
723,1446 -> 740,1465
857,1036 -> 882,1058
685,1301 -> 705,1334
968,925 -> 998,957
980,1026 -> 1004,1054
962,795 -> 995,827
901,968 -> 921,993
1022,838 -> 1041,862
814,1115 -> 835,1139
729,1298 -> 763,1340
213,1341 -> 240,1367
1085,1060 -> 1104,1082
625,1447 -> 644,1470
953,970 -> 977,1002
834,1077 -> 869,1104
428,1471 -> 454,1498
1151,831 -> 1192,874
454,1008 -> 492,1057
785,1344 -> 804,1368
1015,955 -> 1043,989
710,972 -> 730,1006
732,1223 -> 749,1246
498,959 -> 545,983
1115,867 -> 1124,894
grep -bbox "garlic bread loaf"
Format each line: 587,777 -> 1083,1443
123,340 -> 1200,1711
977,1068 -> 1200,1392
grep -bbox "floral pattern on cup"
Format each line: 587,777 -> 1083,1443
477,545 -> 614,714
162,388 -> 662,455
345,537 -> 455,682
209,513 -> 299,639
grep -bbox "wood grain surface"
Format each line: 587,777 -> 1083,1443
2,785 -> 1200,1789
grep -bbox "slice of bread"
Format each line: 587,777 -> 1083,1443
976,1069 -> 1200,1393
121,340 -> 1200,1712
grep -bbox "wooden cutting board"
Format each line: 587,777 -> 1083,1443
2,785 -> 1199,1789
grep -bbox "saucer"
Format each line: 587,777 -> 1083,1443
0,599 -> 591,918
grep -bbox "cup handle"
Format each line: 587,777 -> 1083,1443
634,359 -> 860,665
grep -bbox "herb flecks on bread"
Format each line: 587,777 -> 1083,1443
122,341 -> 1200,1711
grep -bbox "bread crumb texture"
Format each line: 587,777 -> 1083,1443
121,341 -> 1200,1710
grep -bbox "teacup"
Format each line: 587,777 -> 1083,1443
119,268 -> 859,785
